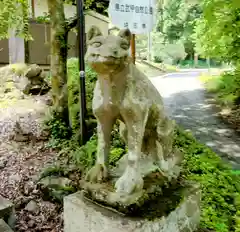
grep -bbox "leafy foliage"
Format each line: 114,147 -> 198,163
0,0 -> 31,39
67,58 -> 97,135
153,39 -> 187,64
0,0 -> 108,39
84,0 -> 109,15
201,70 -> 240,106
70,121 -> 126,170
136,0 -> 202,64
44,110 -> 72,141
136,33 -> 187,64
194,0 -> 240,65
158,0 -> 202,57
44,58 -> 98,146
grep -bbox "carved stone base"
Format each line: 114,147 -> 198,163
80,149 -> 183,214
64,183 -> 201,232
80,172 -> 179,215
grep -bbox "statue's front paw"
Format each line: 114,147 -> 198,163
115,167 -> 143,195
85,163 -> 108,183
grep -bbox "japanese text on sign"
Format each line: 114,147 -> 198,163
108,0 -> 156,34
115,4 -> 153,14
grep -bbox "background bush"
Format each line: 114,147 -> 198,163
67,58 -> 98,137
202,70 -> 240,107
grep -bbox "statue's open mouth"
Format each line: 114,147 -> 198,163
101,56 -> 118,64
88,56 -> 120,67
88,55 -> 128,73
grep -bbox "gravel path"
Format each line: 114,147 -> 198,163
0,95 -> 63,232
0,140 -> 62,232
150,71 -> 240,169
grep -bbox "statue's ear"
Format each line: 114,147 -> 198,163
108,26 -> 120,36
118,29 -> 131,43
87,26 -> 103,41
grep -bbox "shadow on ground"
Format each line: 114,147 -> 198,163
163,87 -> 240,169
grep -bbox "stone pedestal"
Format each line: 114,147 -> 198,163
64,184 -> 201,232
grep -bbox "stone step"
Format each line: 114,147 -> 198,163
0,219 -> 14,232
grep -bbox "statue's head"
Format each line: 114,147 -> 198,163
85,26 -> 131,74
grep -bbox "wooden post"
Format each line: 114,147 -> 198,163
31,0 -> 35,18
131,34 -> 136,65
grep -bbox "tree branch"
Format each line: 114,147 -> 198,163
66,15 -> 78,32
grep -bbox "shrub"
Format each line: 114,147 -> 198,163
70,134 -> 98,169
152,42 -> 187,65
201,70 -> 240,107
67,58 -> 98,136
44,110 -> 71,141
70,122 -> 126,170
44,58 -> 98,142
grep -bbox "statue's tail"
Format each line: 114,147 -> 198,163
156,118 -> 176,158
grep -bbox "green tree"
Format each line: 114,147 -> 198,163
157,0 -> 202,58
0,0 -> 30,39
194,0 -> 240,66
46,0 -> 108,125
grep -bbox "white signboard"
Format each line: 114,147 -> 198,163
108,0 -> 157,34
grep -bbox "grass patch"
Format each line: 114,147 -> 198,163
175,126 -> 240,232
45,122 -> 240,232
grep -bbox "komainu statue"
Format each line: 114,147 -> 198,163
83,25 -> 183,208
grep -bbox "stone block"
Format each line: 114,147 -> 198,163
64,184 -> 201,232
0,195 -> 16,229
0,196 -> 13,219
0,219 -> 14,232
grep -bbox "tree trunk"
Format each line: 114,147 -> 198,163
206,57 -> 211,69
194,53 -> 198,68
47,0 -> 69,125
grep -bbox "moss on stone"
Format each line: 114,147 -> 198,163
82,174 -> 187,219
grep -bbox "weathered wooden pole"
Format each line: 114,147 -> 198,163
131,34 -> 136,65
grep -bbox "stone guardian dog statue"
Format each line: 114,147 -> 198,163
85,26 -> 182,199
